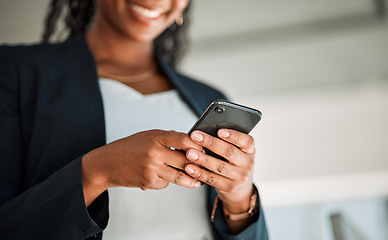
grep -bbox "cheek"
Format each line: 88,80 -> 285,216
179,0 -> 190,8
98,0 -> 125,28
174,0 -> 190,16
160,0 -> 188,28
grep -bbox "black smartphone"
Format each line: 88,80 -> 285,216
188,99 -> 262,138
187,100 -> 261,161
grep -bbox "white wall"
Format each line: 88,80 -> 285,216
183,1 -> 388,239
0,0 -> 48,44
181,0 -> 388,208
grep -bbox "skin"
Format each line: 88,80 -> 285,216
186,129 -> 255,234
82,0 -> 256,234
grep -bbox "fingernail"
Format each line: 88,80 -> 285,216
195,182 -> 201,188
185,166 -> 194,174
218,129 -> 230,138
192,131 -> 203,142
187,150 -> 199,161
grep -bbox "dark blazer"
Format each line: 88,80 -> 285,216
0,35 -> 268,240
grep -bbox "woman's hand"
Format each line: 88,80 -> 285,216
184,129 -> 256,232
82,130 -> 203,206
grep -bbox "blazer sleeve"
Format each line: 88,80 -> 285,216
0,46 -> 107,240
208,185 -> 269,240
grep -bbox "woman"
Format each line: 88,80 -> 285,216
0,0 -> 268,239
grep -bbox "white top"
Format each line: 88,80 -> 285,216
98,78 -> 214,240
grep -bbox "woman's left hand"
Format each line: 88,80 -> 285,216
184,129 -> 255,214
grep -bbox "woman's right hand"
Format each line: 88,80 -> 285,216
81,130 -> 203,206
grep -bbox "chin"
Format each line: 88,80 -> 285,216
125,27 -> 166,43
127,33 -> 156,43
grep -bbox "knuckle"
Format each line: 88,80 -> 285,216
178,133 -> 189,146
201,156 -> 207,166
234,133 -> 241,143
236,170 -> 249,184
206,176 -> 216,184
207,138 -> 215,148
225,146 -> 237,159
144,148 -> 158,161
142,168 -> 158,186
190,179 -> 198,188
195,169 -> 203,179
142,167 -> 153,178
148,132 -> 159,141
224,182 -> 235,193
246,136 -> 255,148
174,171 -> 184,184
217,162 -> 228,175
154,182 -> 169,190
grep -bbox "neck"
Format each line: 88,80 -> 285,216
86,17 -> 154,71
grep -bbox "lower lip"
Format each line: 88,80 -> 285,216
127,2 -> 164,24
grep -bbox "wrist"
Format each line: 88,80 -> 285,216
222,186 -> 258,221
82,151 -> 109,206
211,185 -> 259,235
222,199 -> 250,214
219,185 -> 254,214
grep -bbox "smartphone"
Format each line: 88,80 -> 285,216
187,100 -> 261,161
188,100 -> 262,137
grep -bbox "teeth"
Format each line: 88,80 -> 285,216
131,3 -> 162,19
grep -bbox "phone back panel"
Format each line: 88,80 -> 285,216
188,100 -> 262,138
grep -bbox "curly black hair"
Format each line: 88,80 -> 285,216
42,0 -> 191,68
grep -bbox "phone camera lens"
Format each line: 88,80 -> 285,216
215,107 -> 225,113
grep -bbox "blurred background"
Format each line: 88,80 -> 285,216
1,0 -> 387,239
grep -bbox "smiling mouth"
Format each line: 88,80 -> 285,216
129,2 -> 164,19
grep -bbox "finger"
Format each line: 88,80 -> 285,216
186,149 -> 239,179
218,129 -> 256,154
156,130 -> 203,152
190,130 -> 243,165
160,147 -> 189,170
146,179 -> 169,190
158,165 -> 201,189
155,180 -> 170,190
184,164 -> 233,192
